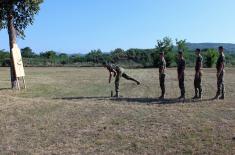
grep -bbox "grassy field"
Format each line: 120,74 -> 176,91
0,67 -> 234,155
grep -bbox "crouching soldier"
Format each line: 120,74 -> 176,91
103,62 -> 140,97
159,52 -> 166,99
193,48 -> 203,99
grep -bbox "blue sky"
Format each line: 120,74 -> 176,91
0,0 -> 235,54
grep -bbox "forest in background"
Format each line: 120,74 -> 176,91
1,37 -> 235,68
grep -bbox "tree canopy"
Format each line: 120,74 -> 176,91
0,0 -> 43,38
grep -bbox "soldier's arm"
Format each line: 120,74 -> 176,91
196,60 -> 202,76
109,72 -> 112,83
218,62 -> 224,76
111,69 -> 117,77
179,61 -> 186,79
160,67 -> 164,74
217,57 -> 225,77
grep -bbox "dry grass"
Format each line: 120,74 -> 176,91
0,67 -> 234,155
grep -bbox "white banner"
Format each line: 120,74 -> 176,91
12,43 -> 25,77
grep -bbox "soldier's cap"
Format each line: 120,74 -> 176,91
178,50 -> 183,54
219,46 -> 224,50
102,61 -> 107,66
195,48 -> 201,52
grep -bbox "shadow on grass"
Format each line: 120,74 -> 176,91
111,97 -> 216,104
0,88 -> 12,91
55,96 -> 110,100
55,96 -> 216,105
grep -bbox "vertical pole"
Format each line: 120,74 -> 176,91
22,77 -> 26,89
16,78 -> 20,90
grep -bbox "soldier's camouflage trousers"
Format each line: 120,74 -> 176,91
194,73 -> 202,96
115,71 -> 138,93
178,73 -> 185,97
216,72 -> 225,96
159,73 -> 165,96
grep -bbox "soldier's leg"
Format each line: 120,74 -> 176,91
216,74 -> 222,97
198,75 -> 202,98
220,73 -> 225,99
193,74 -> 198,98
114,73 -> 121,97
182,77 -> 185,97
180,75 -> 185,98
159,74 -> 165,98
122,73 -> 140,85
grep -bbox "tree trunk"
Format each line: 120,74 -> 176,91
7,10 -> 17,88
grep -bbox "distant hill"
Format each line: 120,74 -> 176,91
186,43 -> 235,53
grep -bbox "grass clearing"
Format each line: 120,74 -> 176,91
0,67 -> 234,154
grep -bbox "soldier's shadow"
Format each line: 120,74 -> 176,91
55,96 -> 110,100
0,88 -> 12,91
56,96 -> 215,104
111,97 -> 215,104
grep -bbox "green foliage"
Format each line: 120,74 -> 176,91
204,49 -> 218,68
176,39 -> 188,51
111,48 -> 127,62
155,37 -> 174,54
0,49 -> 10,66
86,49 -> 103,63
0,0 -> 43,38
21,47 -> 36,58
165,52 -> 175,67
58,53 -> 69,65
153,37 -> 174,67
40,51 -> 56,59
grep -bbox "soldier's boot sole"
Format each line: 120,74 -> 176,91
192,95 -> 198,99
219,95 -> 224,100
159,96 -> 165,100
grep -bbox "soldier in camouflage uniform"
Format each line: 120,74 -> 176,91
177,51 -> 186,99
214,46 -> 225,100
159,52 -> 166,99
103,62 -> 140,97
193,48 -> 203,99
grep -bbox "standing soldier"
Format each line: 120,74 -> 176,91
193,48 -> 203,99
159,52 -> 166,99
214,46 -> 225,100
177,51 -> 186,99
103,62 -> 140,97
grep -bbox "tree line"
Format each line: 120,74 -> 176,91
1,37 -> 235,68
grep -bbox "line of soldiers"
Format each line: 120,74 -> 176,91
159,46 -> 225,100
103,46 -> 225,100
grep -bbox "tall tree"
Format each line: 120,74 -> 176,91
156,37 -> 174,54
0,0 -> 43,88
21,47 -> 35,58
176,39 -> 187,51
154,37 -> 174,67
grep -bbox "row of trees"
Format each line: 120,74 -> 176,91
1,1 -> 234,88
1,37 -> 235,68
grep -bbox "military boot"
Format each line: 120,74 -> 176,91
198,93 -> 202,99
114,92 -> 119,98
219,94 -> 224,100
178,94 -> 185,100
192,89 -> 198,99
159,94 -> 165,99
214,92 -> 220,100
